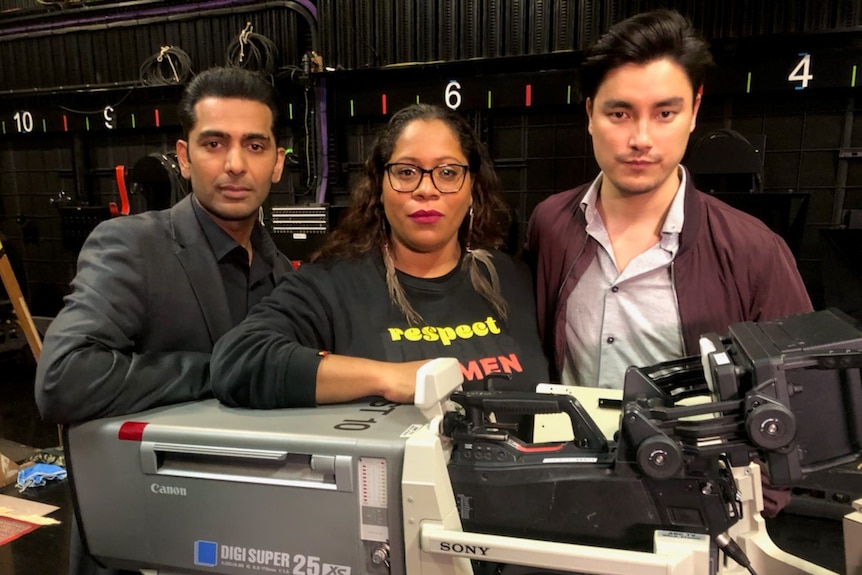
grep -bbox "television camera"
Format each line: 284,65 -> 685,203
67,308 -> 862,575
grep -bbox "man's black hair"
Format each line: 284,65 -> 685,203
579,9 -> 714,102
177,67 -> 282,139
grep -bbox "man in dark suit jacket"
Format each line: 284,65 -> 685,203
36,66 -> 291,423
34,67 -> 291,575
36,193 -> 291,422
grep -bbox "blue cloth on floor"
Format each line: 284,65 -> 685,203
16,463 -> 67,492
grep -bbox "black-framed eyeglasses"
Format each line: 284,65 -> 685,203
384,163 -> 469,194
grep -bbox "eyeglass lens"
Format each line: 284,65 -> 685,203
387,163 -> 466,193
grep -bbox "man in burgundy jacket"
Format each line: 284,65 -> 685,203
525,10 -> 812,516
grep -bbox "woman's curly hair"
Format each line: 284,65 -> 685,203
312,103 -> 510,261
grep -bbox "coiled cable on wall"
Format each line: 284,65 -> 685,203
139,46 -> 193,86
225,21 -> 278,76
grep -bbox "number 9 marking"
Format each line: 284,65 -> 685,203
104,106 -> 115,129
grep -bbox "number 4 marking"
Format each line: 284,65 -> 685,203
788,53 -> 813,90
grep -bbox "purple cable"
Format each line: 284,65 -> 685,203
1,0 -> 317,38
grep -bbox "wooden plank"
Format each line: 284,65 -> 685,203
0,238 -> 41,361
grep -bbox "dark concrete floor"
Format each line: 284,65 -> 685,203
0,352 -> 850,574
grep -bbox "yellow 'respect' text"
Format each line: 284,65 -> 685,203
387,317 -> 501,347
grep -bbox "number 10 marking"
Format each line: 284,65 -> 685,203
788,53 -> 813,90
13,111 -> 33,133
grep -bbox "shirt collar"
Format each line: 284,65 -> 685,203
662,167 -> 686,236
579,173 -> 604,231
191,196 -> 265,262
579,168 -> 687,235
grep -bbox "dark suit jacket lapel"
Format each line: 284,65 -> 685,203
259,228 -> 292,278
169,196 -> 233,342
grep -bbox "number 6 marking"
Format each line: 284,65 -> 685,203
445,80 -> 462,110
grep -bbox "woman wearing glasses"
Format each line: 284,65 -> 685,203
210,103 -> 548,408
